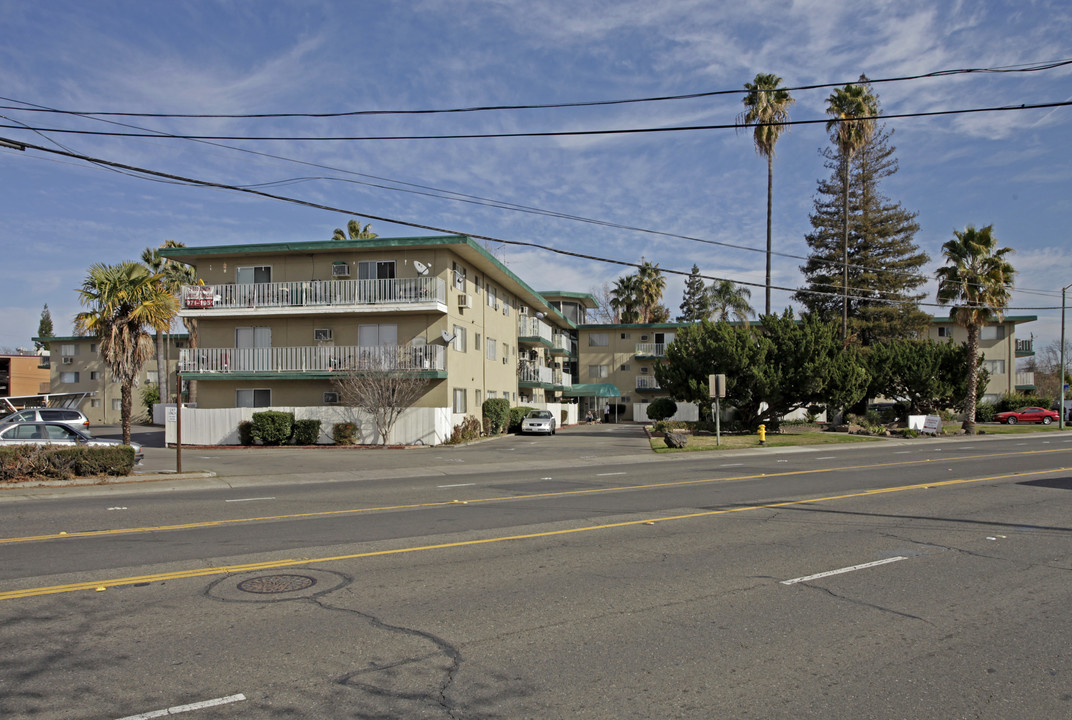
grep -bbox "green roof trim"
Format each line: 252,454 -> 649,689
538,290 -> 600,309
562,383 -> 622,397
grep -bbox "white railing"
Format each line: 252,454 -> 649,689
181,277 -> 446,310
553,370 -> 573,388
636,376 -> 661,390
635,342 -> 666,357
1016,371 -> 1035,387
519,363 -> 554,384
179,344 -> 445,373
518,316 -> 554,344
552,333 -> 572,353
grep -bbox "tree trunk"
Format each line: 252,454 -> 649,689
964,324 -> 979,435
155,331 -> 168,411
842,154 -> 849,341
121,381 -> 133,446
765,153 -> 773,317
185,318 -> 199,405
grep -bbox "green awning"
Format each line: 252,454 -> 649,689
562,383 -> 621,397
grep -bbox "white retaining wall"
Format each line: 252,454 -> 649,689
632,402 -> 699,423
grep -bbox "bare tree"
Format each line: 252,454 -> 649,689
332,346 -> 429,445
587,283 -> 617,323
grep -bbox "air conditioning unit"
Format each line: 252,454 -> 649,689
314,328 -> 333,341
323,391 -> 340,404
458,294 -> 473,309
519,306 -> 529,315
62,357 -> 73,365
331,262 -> 350,277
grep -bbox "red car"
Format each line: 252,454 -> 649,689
994,406 -> 1059,425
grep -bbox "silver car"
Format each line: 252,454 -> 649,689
0,421 -> 143,464
521,410 -> 556,435
0,407 -> 90,432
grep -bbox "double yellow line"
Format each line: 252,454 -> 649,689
0,458 -> 1064,602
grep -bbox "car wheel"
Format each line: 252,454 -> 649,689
1006,416 -> 1017,425
1042,416 -> 1053,425
551,427 -> 556,435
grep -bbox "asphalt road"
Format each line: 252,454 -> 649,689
2,425 -> 1070,719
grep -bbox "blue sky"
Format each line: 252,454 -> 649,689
2,1 -> 1071,358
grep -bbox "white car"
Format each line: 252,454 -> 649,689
521,410 -> 556,435
0,407 -> 91,432
0,421 -> 143,464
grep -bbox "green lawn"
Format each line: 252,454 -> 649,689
649,429 -> 882,453
974,422 -> 1068,435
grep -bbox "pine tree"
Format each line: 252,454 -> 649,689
795,122 -> 930,344
678,265 -> 710,321
35,304 -> 53,350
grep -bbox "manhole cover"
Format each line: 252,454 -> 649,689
237,574 -> 317,594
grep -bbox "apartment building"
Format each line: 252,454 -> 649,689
575,323 -> 683,421
0,352 -> 51,401
36,334 -> 188,424
159,235 -> 579,423
926,314 -> 1037,403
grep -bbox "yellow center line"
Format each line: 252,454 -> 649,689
0,466 -> 1063,602
1,447 -> 1069,546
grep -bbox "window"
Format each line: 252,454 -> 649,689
502,341 -> 509,361
474,333 -> 481,351
486,337 -> 497,361
236,389 -> 272,408
358,323 -> 398,346
236,266 -> 271,284
980,325 -> 1006,341
236,326 -> 272,348
358,260 -> 395,280
60,372 -> 79,383
620,333 -> 631,339
589,364 -> 609,379
453,325 -> 467,352
112,399 -> 122,411
146,371 -> 159,384
937,326 -> 952,338
90,371 -> 101,381
60,344 -> 76,356
620,364 -> 630,371
62,357 -> 73,365
90,344 -> 97,353
487,390 -> 496,399
452,261 -> 467,289
474,276 -> 482,296
641,366 -> 649,374
502,297 -> 510,316
453,388 -> 467,413
487,284 -> 497,308
90,399 -> 101,408
982,359 -> 1006,375
475,390 -> 482,406
588,333 -> 609,347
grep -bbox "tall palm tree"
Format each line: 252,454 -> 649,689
635,262 -> 667,323
826,79 -> 878,340
140,245 -> 171,404
708,279 -> 753,324
610,275 -> 641,323
936,225 -> 1015,435
739,73 -> 794,316
332,219 -> 377,241
75,262 -> 177,444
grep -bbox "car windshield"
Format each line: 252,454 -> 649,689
528,411 -> 552,419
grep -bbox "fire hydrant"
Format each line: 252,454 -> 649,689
758,424 -> 766,445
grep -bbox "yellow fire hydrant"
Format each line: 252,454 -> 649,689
758,424 -> 766,445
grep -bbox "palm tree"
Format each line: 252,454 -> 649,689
826,79 -> 878,340
140,245 -> 171,404
332,219 -> 377,241
708,279 -> 753,324
610,275 -> 641,323
739,73 -> 794,316
635,262 -> 667,323
76,262 -> 177,444
936,225 -> 1015,435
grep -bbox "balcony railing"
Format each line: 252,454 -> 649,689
636,376 -> 661,390
518,316 -> 554,344
179,344 -> 445,374
551,333 -> 572,354
553,370 -> 572,387
1016,338 -> 1034,353
519,363 -> 554,384
1015,371 -> 1035,388
635,343 -> 666,357
181,277 -> 447,311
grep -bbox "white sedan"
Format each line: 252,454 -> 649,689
521,410 -> 556,435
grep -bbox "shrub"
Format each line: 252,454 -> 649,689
292,419 -> 322,445
238,420 -> 254,446
141,383 -> 160,419
333,422 -> 357,445
508,406 -> 535,433
0,445 -> 135,481
975,403 -> 996,423
561,409 -> 568,427
994,393 -> 1053,414
646,397 -> 678,422
447,415 -> 482,444
482,398 -> 511,434
251,410 -> 294,446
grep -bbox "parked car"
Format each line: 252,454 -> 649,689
993,406 -> 1059,425
0,421 -> 143,464
0,407 -> 90,432
521,410 -> 556,435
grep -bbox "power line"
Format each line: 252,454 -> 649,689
2,136 -> 1058,312
1,58 -> 1067,119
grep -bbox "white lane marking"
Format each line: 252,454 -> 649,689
596,472 -> 627,476
224,497 -> 275,503
720,463 -> 744,467
814,456 -> 837,460
437,483 -> 475,488
116,693 -> 246,719
781,556 -> 907,585
894,451 -> 912,454
107,507 -> 128,511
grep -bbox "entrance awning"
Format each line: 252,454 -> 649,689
562,383 -> 621,397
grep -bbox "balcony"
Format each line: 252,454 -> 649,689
635,343 -> 666,358
1015,338 -> 1034,356
550,333 -> 572,355
178,344 -> 446,377
553,369 -> 572,388
1015,371 -> 1035,390
179,277 -> 447,317
636,376 -> 661,391
519,363 -> 554,386
518,316 -> 554,346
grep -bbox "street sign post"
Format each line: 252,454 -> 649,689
709,374 -> 726,446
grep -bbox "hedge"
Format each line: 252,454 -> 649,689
251,410 -> 294,446
0,445 -> 136,482
292,419 -> 322,445
508,406 -> 535,433
482,398 -> 511,435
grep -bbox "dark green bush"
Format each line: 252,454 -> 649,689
251,410 -> 294,446
508,406 -> 535,433
0,445 -> 135,481
993,393 -> 1053,413
975,403 -> 996,423
646,397 -> 678,421
238,420 -> 254,446
141,383 -> 160,418
292,419 -> 322,445
333,422 -> 357,445
482,398 -> 511,434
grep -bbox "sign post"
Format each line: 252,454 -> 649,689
175,371 -> 183,474
709,374 -> 726,446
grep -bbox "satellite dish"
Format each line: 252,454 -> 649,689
535,312 -> 545,319
413,260 -> 430,276
440,329 -> 457,345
